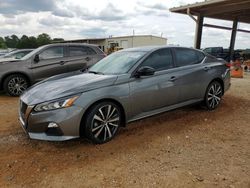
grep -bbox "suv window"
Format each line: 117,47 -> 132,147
15,52 -> 26,59
175,48 -> 204,67
69,46 -> 96,56
140,48 -> 174,71
203,48 -> 211,53
40,47 -> 63,60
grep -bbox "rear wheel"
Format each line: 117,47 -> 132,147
204,81 -> 223,110
3,74 -> 29,96
84,101 -> 122,144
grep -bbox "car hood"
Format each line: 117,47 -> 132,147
0,58 -> 20,63
21,72 -> 118,105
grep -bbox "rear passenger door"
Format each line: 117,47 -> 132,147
173,48 -> 209,102
66,45 -> 98,72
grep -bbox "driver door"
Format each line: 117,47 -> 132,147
129,48 -> 179,118
31,46 -> 68,82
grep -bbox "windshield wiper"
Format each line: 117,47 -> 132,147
88,70 -> 104,75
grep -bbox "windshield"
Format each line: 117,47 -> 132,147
21,46 -> 44,60
89,51 -> 146,75
4,50 -> 32,59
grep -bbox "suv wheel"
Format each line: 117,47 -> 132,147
205,81 -> 223,110
84,101 -> 122,144
3,74 -> 29,96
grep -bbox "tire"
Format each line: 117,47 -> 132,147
84,101 -> 122,144
204,81 -> 223,110
3,74 -> 29,96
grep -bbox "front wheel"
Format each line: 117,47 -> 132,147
3,74 -> 29,96
204,81 -> 223,110
84,101 -> 122,144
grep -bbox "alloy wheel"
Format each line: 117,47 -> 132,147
207,82 -> 222,109
8,76 -> 28,96
91,104 -> 120,142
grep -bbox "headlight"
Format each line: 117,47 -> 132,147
34,96 -> 79,112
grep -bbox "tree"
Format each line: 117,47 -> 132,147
4,35 -> 19,48
28,36 -> 38,48
16,35 -> 30,49
10,35 -> 19,47
1,33 -> 63,49
37,33 -> 51,46
52,38 -> 64,43
0,37 -> 7,49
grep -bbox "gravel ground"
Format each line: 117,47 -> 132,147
0,73 -> 249,188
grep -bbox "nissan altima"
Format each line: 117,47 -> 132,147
19,46 -> 231,144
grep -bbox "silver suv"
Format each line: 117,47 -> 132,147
0,43 -> 105,96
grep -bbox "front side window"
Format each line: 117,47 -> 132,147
39,47 -> 63,60
175,48 -> 204,67
139,48 -> 174,71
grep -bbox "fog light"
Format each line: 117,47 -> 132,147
48,122 -> 59,128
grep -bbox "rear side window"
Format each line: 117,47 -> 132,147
140,48 -> 174,71
175,48 -> 204,67
69,46 -> 96,56
39,47 -> 64,60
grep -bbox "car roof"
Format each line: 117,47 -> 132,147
121,45 -> 203,53
42,43 -> 98,48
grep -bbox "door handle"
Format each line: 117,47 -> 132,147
59,61 -> 65,65
204,67 -> 211,71
169,76 -> 177,82
85,57 -> 90,61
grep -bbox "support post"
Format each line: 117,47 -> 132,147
229,19 -> 238,61
194,15 -> 204,49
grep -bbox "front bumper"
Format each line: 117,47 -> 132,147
19,103 -> 84,141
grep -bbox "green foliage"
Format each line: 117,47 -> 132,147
16,35 -> 29,49
28,36 -> 38,48
0,33 -> 63,49
52,38 -> 64,43
0,37 -> 7,49
37,33 -> 52,46
4,35 -> 19,48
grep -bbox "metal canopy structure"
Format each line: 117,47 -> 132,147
170,0 -> 250,61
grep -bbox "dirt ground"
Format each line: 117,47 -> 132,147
0,73 -> 249,188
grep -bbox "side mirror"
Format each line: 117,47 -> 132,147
34,54 -> 40,63
135,66 -> 155,78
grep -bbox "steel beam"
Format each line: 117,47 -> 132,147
229,19 -> 238,61
194,15 -> 204,49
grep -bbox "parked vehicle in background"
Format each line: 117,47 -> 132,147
0,49 -> 33,61
19,46 -> 231,144
0,43 -> 106,96
203,47 -> 241,62
241,49 -> 250,60
0,52 -> 7,56
0,49 -> 10,57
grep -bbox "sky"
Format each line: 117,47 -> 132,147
0,0 -> 249,49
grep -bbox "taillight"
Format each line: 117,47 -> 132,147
225,63 -> 231,68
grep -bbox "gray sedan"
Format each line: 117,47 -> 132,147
19,46 -> 231,144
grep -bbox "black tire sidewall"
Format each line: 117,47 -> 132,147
84,101 -> 122,144
3,74 -> 28,96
